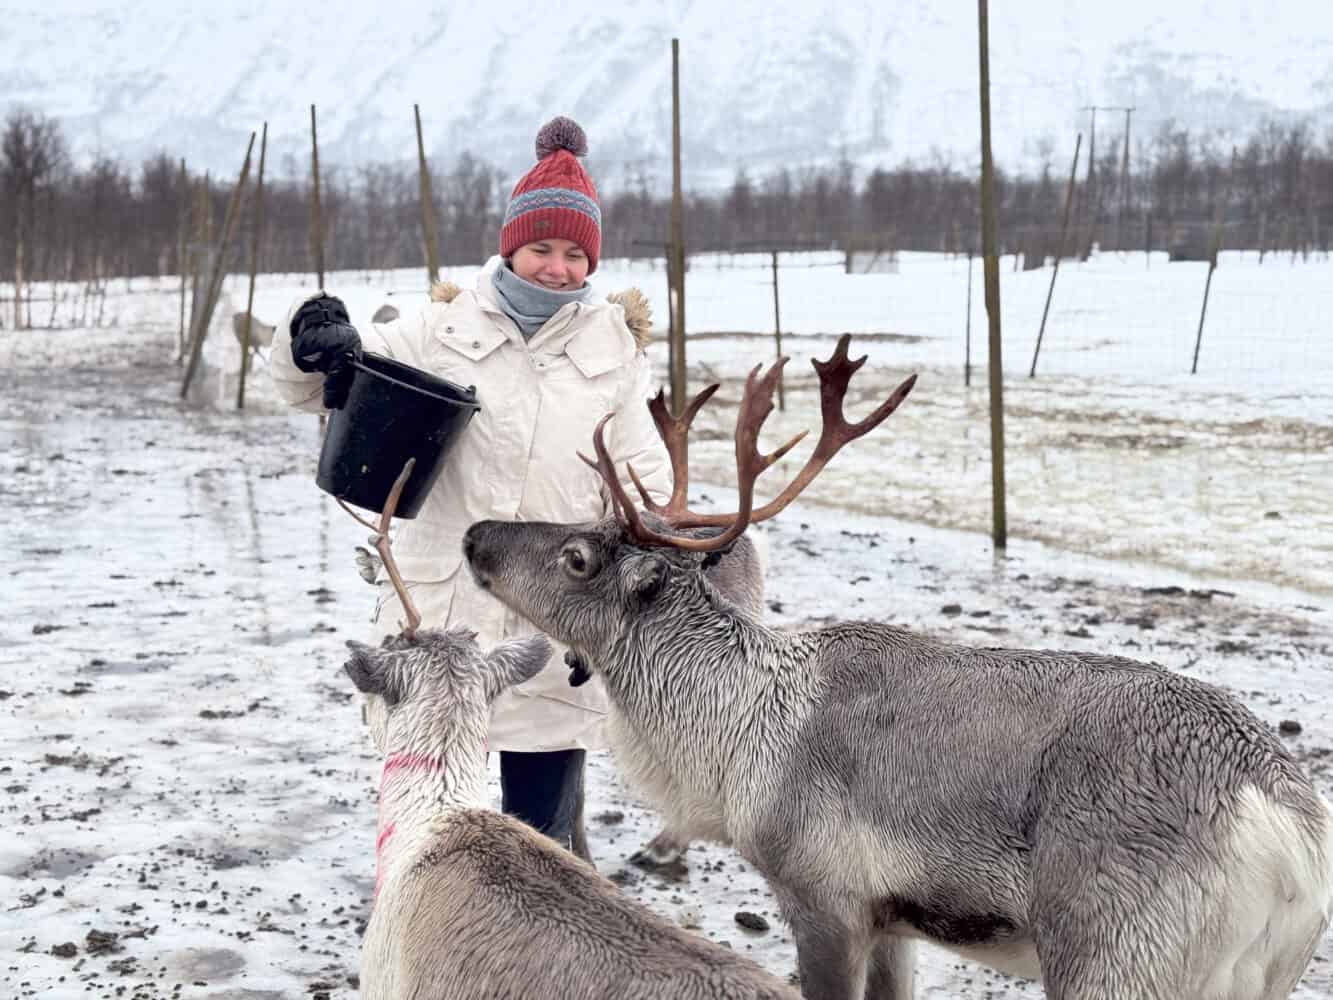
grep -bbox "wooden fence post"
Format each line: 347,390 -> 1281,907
180,132 -> 256,398
668,37 -> 687,413
415,104 -> 441,286
237,122 -> 269,410
964,250 -> 974,387
1029,132 -> 1082,377
1191,148 -> 1235,375
977,0 -> 1007,549
310,104 -> 326,290
770,249 -> 785,410
176,157 -> 189,361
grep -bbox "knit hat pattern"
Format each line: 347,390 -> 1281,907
500,117 -> 602,273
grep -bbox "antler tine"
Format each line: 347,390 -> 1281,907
589,365 -> 798,553
337,458 -> 422,638
641,358 -> 803,552
638,384 -> 721,515
579,414 -> 634,525
734,358 -> 809,481
582,414 -> 694,548
670,335 -> 917,528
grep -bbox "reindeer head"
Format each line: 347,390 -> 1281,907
463,336 -> 915,672
343,627 -> 552,757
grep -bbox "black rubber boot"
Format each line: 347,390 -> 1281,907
499,749 -> 591,863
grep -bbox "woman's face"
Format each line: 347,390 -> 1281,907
510,239 -> 589,291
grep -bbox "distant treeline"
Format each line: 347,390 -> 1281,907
2,108 -> 1331,295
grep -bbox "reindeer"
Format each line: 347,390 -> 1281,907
353,381 -> 772,874
461,336 -> 1333,1000
231,310 -> 275,365
342,626 -> 799,1000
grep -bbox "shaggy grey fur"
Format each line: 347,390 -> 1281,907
344,626 -> 798,1000
463,517 -> 1333,1000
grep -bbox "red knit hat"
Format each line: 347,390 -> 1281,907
499,117 -> 602,274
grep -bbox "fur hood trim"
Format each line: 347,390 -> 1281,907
430,280 -> 462,303
430,278 -> 652,350
606,288 -> 653,350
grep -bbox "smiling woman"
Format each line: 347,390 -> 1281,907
266,116 -> 671,862
510,239 -> 590,291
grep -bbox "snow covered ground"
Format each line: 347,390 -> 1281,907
1,254 -> 1329,998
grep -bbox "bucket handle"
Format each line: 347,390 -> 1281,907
352,359 -> 482,411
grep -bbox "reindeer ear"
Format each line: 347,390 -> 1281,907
624,553 -> 669,608
483,634 -> 553,698
343,640 -> 387,696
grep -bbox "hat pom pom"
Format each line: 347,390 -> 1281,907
535,117 -> 588,160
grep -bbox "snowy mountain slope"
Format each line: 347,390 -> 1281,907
3,0 -> 1331,187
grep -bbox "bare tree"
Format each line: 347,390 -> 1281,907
2,108 -> 67,328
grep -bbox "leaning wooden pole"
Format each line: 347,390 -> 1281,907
1030,131 -> 1082,377
977,0 -> 1007,549
414,104 -> 441,286
180,132 -> 256,398
668,37 -> 687,413
186,172 -> 210,345
310,104 -> 326,290
1191,148 -> 1234,375
237,122 -> 269,410
176,157 -> 189,362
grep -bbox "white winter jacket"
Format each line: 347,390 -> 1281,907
270,257 -> 670,750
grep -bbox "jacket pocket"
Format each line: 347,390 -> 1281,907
433,321 -> 506,364
563,321 -> 632,379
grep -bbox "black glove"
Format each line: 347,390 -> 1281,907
289,294 -> 362,409
565,649 -> 592,687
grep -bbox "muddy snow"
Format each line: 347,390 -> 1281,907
1,263 -> 1329,998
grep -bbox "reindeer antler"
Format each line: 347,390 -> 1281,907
583,335 -> 917,552
628,382 -> 720,519
671,337 -> 917,528
581,360 -> 806,552
337,459 -> 422,637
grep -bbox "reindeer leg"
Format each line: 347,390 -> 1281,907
787,904 -> 869,1000
864,936 -> 915,1000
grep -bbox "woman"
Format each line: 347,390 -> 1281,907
269,117 -> 670,859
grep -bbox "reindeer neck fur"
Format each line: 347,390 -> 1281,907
373,717 -> 488,900
595,567 -> 822,838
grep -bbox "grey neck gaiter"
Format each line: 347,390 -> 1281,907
491,262 -> 593,340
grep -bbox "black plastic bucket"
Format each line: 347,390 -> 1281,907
316,352 -> 481,519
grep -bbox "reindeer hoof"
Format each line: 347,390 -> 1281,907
629,831 -> 690,880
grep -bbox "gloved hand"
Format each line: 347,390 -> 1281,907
289,294 -> 362,409
565,649 -> 592,687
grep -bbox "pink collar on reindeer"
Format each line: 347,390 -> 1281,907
373,751 -> 446,900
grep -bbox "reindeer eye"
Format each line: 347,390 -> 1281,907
560,539 -> 600,579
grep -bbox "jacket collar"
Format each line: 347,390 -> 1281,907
474,255 -> 606,352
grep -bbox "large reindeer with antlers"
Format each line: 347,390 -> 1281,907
463,335 -> 1333,1000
